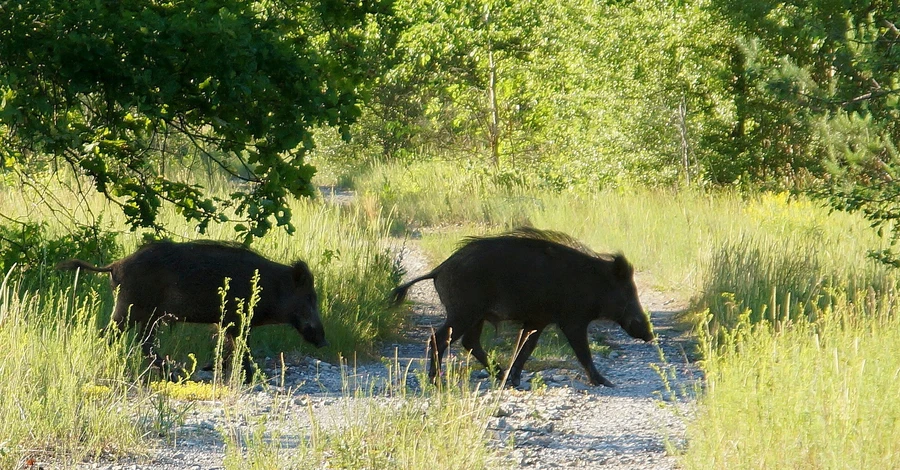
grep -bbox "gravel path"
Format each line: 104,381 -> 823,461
75,239 -> 699,470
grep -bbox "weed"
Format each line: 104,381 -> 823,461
145,390 -> 194,440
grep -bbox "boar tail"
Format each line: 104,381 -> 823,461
390,271 -> 437,306
55,259 -> 113,274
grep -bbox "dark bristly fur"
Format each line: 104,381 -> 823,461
392,227 -> 654,388
461,226 -> 605,259
57,240 -> 328,382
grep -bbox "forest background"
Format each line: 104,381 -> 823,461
1,0 -> 897,252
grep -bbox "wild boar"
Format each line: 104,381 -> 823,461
392,227 -> 653,387
57,240 -> 327,381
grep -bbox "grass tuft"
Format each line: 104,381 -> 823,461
682,289 -> 900,469
0,279 -> 146,467
222,355 -> 501,469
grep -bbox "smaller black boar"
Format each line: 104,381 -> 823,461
57,240 -> 327,381
392,228 -> 654,387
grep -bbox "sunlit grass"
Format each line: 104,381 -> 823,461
353,160 -> 538,230
0,280 -> 146,468
354,161 -> 887,299
0,172 -> 408,464
692,236 -> 894,330
682,291 -> 900,469
351,159 -> 900,467
3,158 -> 897,467
1,174 -> 404,368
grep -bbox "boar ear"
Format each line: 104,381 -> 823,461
292,260 -> 314,287
612,254 -> 633,280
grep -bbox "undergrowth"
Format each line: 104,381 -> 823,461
682,289 -> 900,468
0,277 -> 145,468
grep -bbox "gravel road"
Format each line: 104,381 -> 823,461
75,240 -> 699,470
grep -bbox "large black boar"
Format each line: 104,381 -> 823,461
57,240 -> 327,380
392,228 -> 653,387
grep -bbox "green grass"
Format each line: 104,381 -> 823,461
354,160 -> 540,230
355,161 -> 887,297
4,158 -> 897,467
692,235 -> 894,330
681,290 -> 900,469
192,198 -> 404,364
1,176 -> 404,368
0,280 -> 146,468
678,230 -> 899,467
350,159 -> 900,467
0,173 -> 408,463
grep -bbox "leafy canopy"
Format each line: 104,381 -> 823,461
711,0 -> 900,263
0,0 -> 396,242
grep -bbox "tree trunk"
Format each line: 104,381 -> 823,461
488,49 -> 500,166
678,95 -> 691,186
485,7 -> 500,167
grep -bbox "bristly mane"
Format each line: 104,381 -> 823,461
462,227 -> 610,259
139,239 -> 257,254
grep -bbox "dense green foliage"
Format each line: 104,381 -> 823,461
0,221 -> 120,292
339,0 -> 899,183
2,0 -> 898,257
711,0 -> 900,262
318,0 -> 731,183
0,0 -> 397,241
314,0 -> 899,260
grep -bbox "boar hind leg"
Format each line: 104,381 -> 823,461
110,303 -> 163,368
221,331 -> 256,384
428,316 -> 481,382
137,318 -> 164,369
506,323 -> 546,387
561,322 -> 614,387
460,320 -> 501,378
428,325 -> 452,382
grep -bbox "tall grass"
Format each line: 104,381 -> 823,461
222,356 -> 500,469
217,199 -> 404,362
358,161 -> 886,298
350,159 -> 900,466
5,157 -> 896,467
693,236 -> 894,329
362,167 -> 736,294
677,210 -> 899,466
354,160 -> 541,229
0,276 -> 146,468
682,289 -> 900,468
1,175 -> 404,367
0,173 -> 409,463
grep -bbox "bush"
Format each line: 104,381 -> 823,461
0,220 -> 121,292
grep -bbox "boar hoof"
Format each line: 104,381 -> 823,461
591,374 -> 615,387
503,369 -> 523,388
